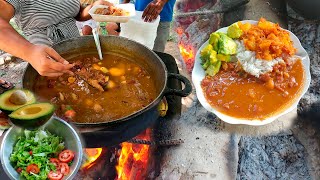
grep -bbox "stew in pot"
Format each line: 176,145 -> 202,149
33,54 -> 157,123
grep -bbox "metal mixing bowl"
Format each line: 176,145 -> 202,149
0,117 -> 84,180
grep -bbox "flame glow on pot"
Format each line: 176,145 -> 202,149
82,148 -> 103,169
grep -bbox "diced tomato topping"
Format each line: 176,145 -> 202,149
0,120 -> 9,127
29,151 -> 32,155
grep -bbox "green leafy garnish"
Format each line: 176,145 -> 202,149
10,130 -> 65,180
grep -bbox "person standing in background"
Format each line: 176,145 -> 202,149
0,0 -> 113,77
124,0 -> 176,52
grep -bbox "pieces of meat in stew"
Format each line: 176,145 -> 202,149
33,54 -> 157,123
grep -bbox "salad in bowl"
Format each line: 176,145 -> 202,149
1,117 -> 83,180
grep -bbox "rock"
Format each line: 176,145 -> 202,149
0,57 -> 4,65
5,56 -> 11,62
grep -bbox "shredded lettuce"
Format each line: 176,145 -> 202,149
10,129 -> 65,180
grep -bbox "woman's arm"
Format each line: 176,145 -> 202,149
0,2 -> 30,60
0,1 -> 73,77
76,0 -> 113,21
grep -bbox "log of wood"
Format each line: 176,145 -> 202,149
174,0 -> 250,18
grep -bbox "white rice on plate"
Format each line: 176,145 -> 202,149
235,40 -> 284,78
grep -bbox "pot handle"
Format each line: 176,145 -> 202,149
164,73 -> 192,97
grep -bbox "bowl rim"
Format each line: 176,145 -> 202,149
0,117 -> 84,180
192,20 -> 311,126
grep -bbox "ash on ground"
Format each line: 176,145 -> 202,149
0,59 -> 27,88
237,133 -> 311,180
287,7 -> 320,115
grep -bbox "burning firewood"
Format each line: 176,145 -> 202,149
174,0 -> 250,18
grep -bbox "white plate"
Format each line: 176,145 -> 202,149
89,3 -> 136,23
192,20 -> 311,126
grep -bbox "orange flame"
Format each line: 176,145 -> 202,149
116,129 -> 151,180
179,44 -> 195,61
82,148 -> 103,169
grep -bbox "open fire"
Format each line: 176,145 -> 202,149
80,129 -> 153,179
174,0 -> 221,72
178,43 -> 195,72
116,129 -> 151,180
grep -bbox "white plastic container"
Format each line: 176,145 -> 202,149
120,11 -> 160,49
89,3 -> 136,23
107,0 -> 120,4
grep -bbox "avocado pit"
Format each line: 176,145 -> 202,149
0,89 -> 36,113
9,90 -> 28,105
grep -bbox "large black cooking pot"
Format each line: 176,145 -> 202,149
22,36 -> 192,128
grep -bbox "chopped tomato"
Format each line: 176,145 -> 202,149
50,158 -> 60,169
16,167 -> 22,173
58,163 -> 70,176
0,116 -> 10,129
48,171 -> 63,180
29,151 -> 32,155
26,164 -> 40,174
0,120 -> 9,127
64,110 -> 76,119
59,150 -> 75,163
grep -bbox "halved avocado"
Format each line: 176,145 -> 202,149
9,103 -> 55,129
0,89 -> 36,113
